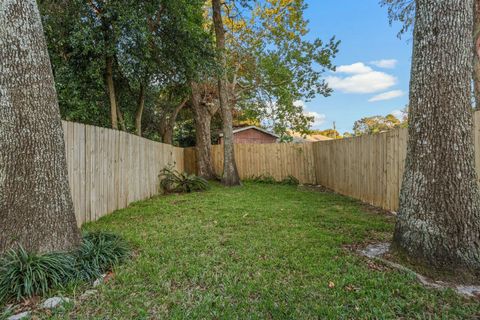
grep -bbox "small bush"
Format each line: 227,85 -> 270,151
0,247 -> 76,303
75,232 -> 130,282
280,175 -> 300,186
248,174 -> 277,184
0,232 -> 129,305
247,174 -> 299,186
159,166 -> 209,193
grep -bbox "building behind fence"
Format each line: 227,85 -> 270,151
64,112 -> 480,225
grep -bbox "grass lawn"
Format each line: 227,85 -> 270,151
47,183 -> 479,319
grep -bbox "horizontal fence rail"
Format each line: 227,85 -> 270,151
62,121 -> 184,226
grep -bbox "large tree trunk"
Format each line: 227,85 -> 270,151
0,0 -> 81,253
105,55 -> 118,130
474,0 -> 480,109
117,102 -> 126,131
135,84 -> 146,136
162,97 -> 188,145
394,0 -> 480,274
191,83 -> 217,179
212,0 -> 241,186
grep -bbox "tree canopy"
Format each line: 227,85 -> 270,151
39,0 -> 214,139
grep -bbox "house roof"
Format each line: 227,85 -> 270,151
219,126 -> 280,138
289,132 -> 333,143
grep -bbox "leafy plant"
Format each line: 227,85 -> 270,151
246,174 -> 299,186
247,174 -> 277,184
159,166 -> 209,193
75,232 -> 130,282
280,175 -> 300,186
0,232 -> 130,305
0,247 -> 76,303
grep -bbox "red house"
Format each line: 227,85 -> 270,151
218,126 -> 279,144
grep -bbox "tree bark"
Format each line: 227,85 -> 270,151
191,83 -> 217,179
212,0 -> 241,186
474,0 -> 480,109
135,84 -> 145,136
0,0 -> 81,253
394,0 -> 480,274
116,102 -> 126,131
105,55 -> 118,130
161,97 -> 188,145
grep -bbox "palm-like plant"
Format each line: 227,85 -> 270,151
159,166 -> 209,193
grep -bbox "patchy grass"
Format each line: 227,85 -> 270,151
44,183 -> 479,319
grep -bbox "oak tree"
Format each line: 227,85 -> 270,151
0,0 -> 81,253
394,0 -> 480,274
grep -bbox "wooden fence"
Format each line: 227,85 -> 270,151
185,112 -> 480,212
313,129 -> 408,211
315,112 -> 480,211
62,121 -> 184,226
184,143 -> 317,184
63,112 -> 480,224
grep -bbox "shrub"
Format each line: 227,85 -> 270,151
75,231 -> 130,282
0,232 -> 129,305
247,174 -> 299,186
280,175 -> 300,186
248,174 -> 277,184
0,247 -> 76,303
159,166 -> 209,193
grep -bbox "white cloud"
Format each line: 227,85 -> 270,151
390,109 -> 407,120
327,62 -> 397,94
336,62 -> 373,74
327,72 -> 397,94
371,59 -> 398,69
305,111 -> 326,127
293,100 -> 305,108
368,90 -> 404,102
294,100 -> 326,128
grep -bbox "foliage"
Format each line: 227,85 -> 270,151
0,232 -> 129,305
39,0 -> 213,139
379,0 -> 415,38
211,0 -> 339,138
353,113 -> 406,136
0,247 -> 76,304
246,174 -> 299,185
280,175 -> 300,186
312,129 -> 341,139
45,183 -> 480,319
159,166 -> 210,193
75,232 -> 130,282
247,174 -> 277,184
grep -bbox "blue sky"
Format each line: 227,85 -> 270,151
302,0 -> 412,134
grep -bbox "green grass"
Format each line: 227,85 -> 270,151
44,183 -> 479,319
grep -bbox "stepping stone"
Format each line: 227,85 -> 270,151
80,290 -> 98,299
7,311 -> 30,320
93,274 -> 107,287
360,243 -> 390,258
41,297 -> 70,309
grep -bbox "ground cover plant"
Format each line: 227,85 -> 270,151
39,183 -> 480,319
246,174 -> 300,186
0,232 -> 129,308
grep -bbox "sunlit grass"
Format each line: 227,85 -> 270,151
44,183 -> 479,319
